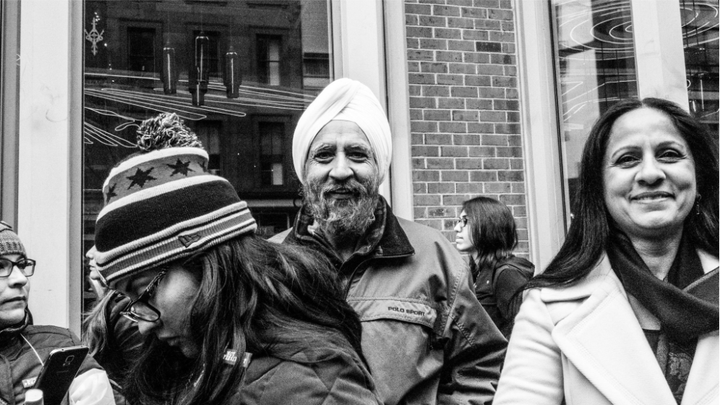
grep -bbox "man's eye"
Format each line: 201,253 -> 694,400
348,152 -> 369,160
312,151 -> 333,162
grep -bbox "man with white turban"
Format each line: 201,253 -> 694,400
275,78 -> 506,405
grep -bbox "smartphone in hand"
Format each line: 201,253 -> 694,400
33,345 -> 89,405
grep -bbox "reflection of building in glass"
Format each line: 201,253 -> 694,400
553,0 -> 639,211
81,0 -> 331,311
681,0 -> 719,132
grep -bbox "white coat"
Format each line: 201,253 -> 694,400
494,250 -> 718,405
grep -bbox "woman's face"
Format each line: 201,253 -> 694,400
118,265 -> 201,358
0,254 -> 29,329
603,107 -> 696,241
454,210 -> 476,254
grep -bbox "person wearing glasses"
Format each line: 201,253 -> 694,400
0,222 -> 115,405
454,197 -> 534,339
92,112 -> 381,405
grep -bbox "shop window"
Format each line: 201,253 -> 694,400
82,0 -> 332,314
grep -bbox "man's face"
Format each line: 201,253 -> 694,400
303,120 -> 380,237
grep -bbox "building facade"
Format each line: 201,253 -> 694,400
0,0 -> 717,334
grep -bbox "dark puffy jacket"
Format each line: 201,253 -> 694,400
230,337 -> 382,405
280,197 -> 507,405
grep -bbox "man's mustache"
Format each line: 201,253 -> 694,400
320,181 -> 367,197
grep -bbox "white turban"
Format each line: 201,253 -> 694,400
292,78 -> 392,185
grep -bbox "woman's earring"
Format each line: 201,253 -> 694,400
695,193 -> 702,215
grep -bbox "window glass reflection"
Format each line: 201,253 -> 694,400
680,0 -> 719,133
82,0 -> 332,310
552,0 -> 639,218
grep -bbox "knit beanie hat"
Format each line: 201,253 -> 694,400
93,113 -> 257,287
0,222 -> 26,257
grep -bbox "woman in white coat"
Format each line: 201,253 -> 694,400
494,97 -> 718,405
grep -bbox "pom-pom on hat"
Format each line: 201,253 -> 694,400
0,222 -> 26,257
93,113 -> 257,287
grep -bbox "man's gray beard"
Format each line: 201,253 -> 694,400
304,179 -> 379,242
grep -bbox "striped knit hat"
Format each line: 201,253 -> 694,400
93,113 -> 257,287
0,222 -> 25,257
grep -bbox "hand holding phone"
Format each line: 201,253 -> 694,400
33,346 -> 89,405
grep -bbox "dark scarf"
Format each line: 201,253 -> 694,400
606,232 -> 719,343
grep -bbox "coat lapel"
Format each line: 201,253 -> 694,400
682,331 -> 719,405
682,251 -> 719,405
551,256 -> 676,405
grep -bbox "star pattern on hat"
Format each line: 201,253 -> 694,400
127,167 -> 157,189
106,184 -> 118,201
167,159 -> 194,177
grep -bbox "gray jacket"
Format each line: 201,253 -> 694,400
279,198 -> 506,405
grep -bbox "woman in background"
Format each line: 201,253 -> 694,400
454,196 -> 534,338
494,97 -> 718,404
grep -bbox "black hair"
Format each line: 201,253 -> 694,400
124,235 -> 364,405
461,196 -> 518,279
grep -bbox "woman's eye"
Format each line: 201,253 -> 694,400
658,149 -> 683,161
614,154 -> 639,166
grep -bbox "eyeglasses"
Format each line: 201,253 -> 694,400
456,216 -> 468,229
120,270 -> 167,323
0,258 -> 35,278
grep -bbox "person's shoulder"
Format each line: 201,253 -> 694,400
537,254 -> 615,303
496,256 -> 535,279
23,325 -> 80,346
395,216 -> 450,245
243,347 -> 378,404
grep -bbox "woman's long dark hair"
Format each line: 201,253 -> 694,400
462,196 -> 518,279
124,235 -> 363,405
527,97 -> 719,290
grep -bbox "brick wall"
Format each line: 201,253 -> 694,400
404,0 -> 529,256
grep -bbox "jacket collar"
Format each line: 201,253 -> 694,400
0,311 -> 29,351
547,252 -> 718,405
290,195 -> 414,263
